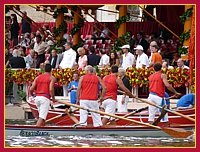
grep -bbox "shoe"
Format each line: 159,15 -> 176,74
6,103 -> 13,106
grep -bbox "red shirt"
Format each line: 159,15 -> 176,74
80,74 -> 99,100
35,73 -> 51,99
149,71 -> 165,97
103,74 -> 118,100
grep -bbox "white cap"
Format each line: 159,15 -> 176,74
121,44 -> 130,49
47,40 -> 54,46
134,45 -> 144,51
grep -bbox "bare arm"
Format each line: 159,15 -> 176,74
116,78 -> 135,98
49,76 -> 57,102
76,76 -> 83,105
161,73 -> 181,97
30,78 -> 37,96
5,60 -> 10,68
98,76 -> 106,102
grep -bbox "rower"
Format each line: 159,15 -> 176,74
176,94 -> 195,109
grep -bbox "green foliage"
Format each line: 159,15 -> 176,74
70,19 -> 84,36
53,7 -> 68,19
179,30 -> 191,44
179,8 -> 193,24
114,14 -> 130,29
178,46 -> 188,55
112,32 -> 131,52
17,86 -> 26,101
53,22 -> 67,37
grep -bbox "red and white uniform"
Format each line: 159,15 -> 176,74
35,74 -> 51,120
148,72 -> 168,122
102,75 -> 118,120
79,74 -> 102,127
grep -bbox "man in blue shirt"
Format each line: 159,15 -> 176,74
176,94 -> 195,109
67,72 -> 79,105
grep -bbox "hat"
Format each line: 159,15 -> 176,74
134,45 -> 144,51
47,40 -> 54,46
121,44 -> 130,49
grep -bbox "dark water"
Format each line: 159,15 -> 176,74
5,119 -> 195,147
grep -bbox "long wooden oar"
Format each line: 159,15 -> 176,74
46,108 -> 79,123
57,100 -> 193,138
117,90 -> 195,122
112,106 -> 148,123
135,97 -> 195,122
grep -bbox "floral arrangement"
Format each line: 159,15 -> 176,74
5,68 -> 193,90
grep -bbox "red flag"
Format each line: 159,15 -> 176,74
188,7 -> 195,85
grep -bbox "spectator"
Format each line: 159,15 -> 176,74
98,49 -> 110,68
20,32 -> 30,47
136,31 -> 149,54
162,60 -> 173,69
28,32 -> 36,49
149,45 -> 162,68
108,51 -> 119,67
177,58 -> 189,69
6,49 -> 26,68
59,42 -> 77,97
9,14 -> 20,47
33,34 -> 49,66
121,44 -> 135,70
171,53 -> 181,68
87,46 -> 101,67
48,49 -> 61,69
116,51 -> 123,67
148,41 -> 158,63
21,11 -> 32,35
5,49 -> 26,106
25,49 -> 35,68
77,47 -> 88,69
34,52 -> 40,68
67,72 -> 79,110
134,45 -> 149,68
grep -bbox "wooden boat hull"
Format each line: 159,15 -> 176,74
27,99 -> 195,126
5,124 -> 194,138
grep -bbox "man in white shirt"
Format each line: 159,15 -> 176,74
177,58 -> 189,69
134,45 -> 149,68
59,42 -> 77,96
98,49 -> 109,68
121,44 -> 135,70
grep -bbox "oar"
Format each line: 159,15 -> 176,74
46,108 -> 79,123
46,113 -> 67,123
117,90 -> 195,122
110,106 -> 148,124
57,100 -> 193,138
135,97 -> 195,122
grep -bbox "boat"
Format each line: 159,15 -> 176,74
26,99 -> 195,126
5,99 -> 195,138
5,123 -> 194,138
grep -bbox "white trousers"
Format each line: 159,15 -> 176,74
63,85 -> 68,97
79,100 -> 102,127
147,94 -> 168,122
35,96 -> 50,120
117,95 -> 129,112
102,99 -> 116,120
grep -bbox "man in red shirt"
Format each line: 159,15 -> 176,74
76,65 -> 106,127
102,65 -> 135,125
30,64 -> 57,126
148,62 -> 181,126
